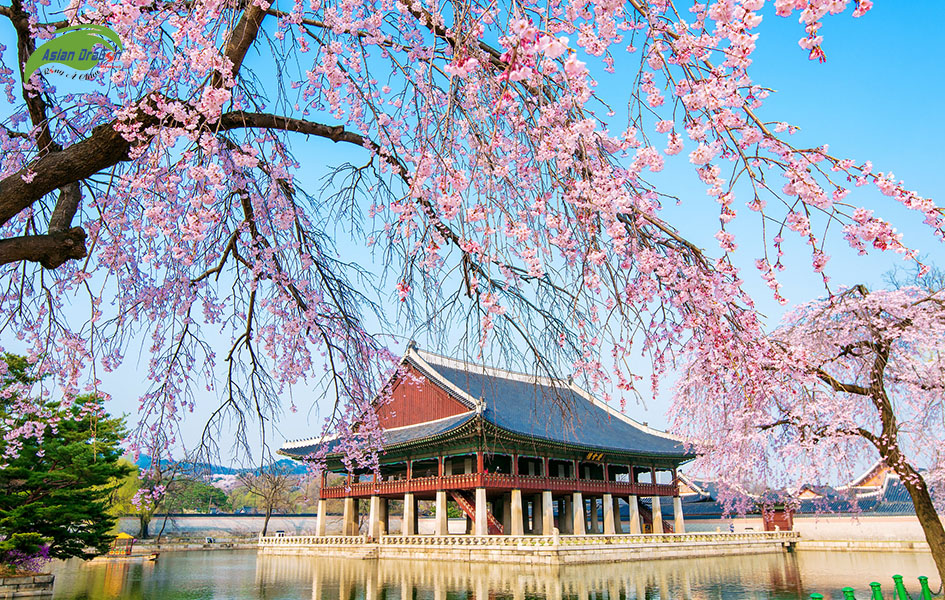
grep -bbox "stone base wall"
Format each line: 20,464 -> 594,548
0,575 -> 54,599
796,539 -> 932,553
258,533 -> 797,565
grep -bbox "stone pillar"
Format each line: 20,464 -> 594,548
403,492 -> 417,535
435,491 -> 449,536
542,491 -> 554,536
673,496 -> 685,533
603,493 -> 615,535
501,493 -> 512,534
475,488 -> 488,536
368,495 -> 383,539
315,499 -> 327,536
651,496 -> 664,534
628,495 -> 641,534
612,496 -> 624,534
572,492 -> 586,535
343,497 -> 358,536
561,497 -> 573,534
590,497 -> 600,533
379,498 -> 389,535
532,494 -> 543,535
510,489 -> 524,536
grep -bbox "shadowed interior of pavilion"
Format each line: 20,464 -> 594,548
280,345 -> 697,538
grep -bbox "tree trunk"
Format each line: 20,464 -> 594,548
156,512 -> 171,544
138,514 -> 150,539
898,469 -> 945,584
262,508 -> 272,537
868,347 -> 945,583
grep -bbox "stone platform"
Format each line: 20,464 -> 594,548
258,531 -> 798,565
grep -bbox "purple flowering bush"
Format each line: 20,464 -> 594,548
0,533 -> 52,576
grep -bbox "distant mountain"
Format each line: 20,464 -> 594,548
132,455 -> 308,477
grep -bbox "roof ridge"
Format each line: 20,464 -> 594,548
412,347 -> 568,388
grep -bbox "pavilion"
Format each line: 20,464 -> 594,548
279,344 -> 695,538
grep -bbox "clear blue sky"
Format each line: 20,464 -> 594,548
3,2 -> 943,464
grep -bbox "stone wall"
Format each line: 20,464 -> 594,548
0,574 -> 54,599
685,514 -> 945,542
793,515 -> 944,541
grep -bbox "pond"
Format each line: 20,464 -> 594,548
49,549 -> 939,600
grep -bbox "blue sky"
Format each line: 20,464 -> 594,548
2,2 -> 943,464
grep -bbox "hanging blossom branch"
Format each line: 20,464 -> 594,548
0,0 -> 940,469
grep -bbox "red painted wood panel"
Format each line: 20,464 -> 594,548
376,365 -> 469,429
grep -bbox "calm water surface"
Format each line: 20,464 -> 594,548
49,549 -> 939,600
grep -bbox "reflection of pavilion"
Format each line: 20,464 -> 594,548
254,552 -> 805,600
281,345 -> 693,538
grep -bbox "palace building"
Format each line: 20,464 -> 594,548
279,344 -> 695,538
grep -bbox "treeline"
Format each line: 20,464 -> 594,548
111,461 -> 329,538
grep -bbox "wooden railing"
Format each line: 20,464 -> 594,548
258,530 -> 800,548
320,473 -> 676,499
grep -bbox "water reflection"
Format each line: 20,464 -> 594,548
50,549 -> 939,599
254,551 -> 937,600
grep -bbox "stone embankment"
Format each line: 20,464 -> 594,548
258,531 -> 799,565
0,574 -> 54,599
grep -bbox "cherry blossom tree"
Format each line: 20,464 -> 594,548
0,0 -> 942,473
673,285 -> 945,579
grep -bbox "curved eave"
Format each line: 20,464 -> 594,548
281,415 -> 694,467
278,414 -> 480,461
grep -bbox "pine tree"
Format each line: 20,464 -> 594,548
0,355 -> 131,560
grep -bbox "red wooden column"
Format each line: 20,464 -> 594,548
407,459 -> 413,481
543,456 -> 550,479
476,451 -> 484,486
438,455 -> 444,477
672,468 -> 679,496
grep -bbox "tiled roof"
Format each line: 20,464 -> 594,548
280,346 -> 693,460
414,349 -> 691,458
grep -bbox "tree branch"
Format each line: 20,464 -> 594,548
212,4 -> 267,87
813,368 -> 871,396
0,121 -> 137,228
47,181 -> 81,232
0,227 -> 86,268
